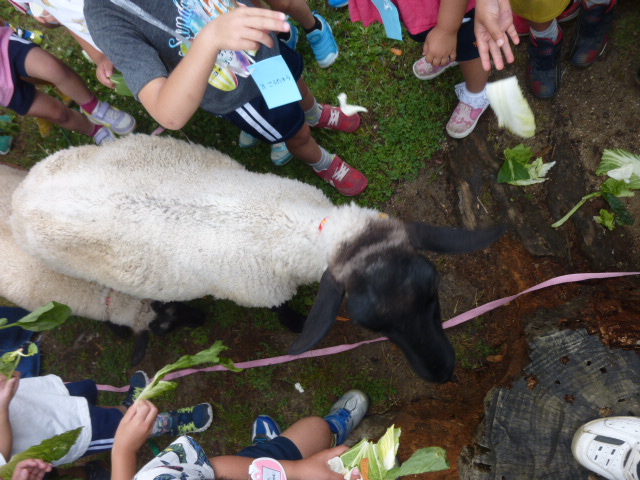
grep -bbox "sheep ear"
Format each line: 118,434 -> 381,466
288,270 -> 345,355
406,223 -> 505,254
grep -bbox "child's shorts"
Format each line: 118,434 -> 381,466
65,379 -> 124,456
236,436 -> 303,461
408,10 -> 479,63
6,35 -> 39,115
221,41 -> 305,145
510,0 -> 571,23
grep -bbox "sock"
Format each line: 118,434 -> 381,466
304,100 -> 322,126
303,15 -> 321,34
311,147 -> 334,172
531,19 -> 559,42
90,124 -> 103,137
80,96 -> 99,114
151,412 -> 172,437
458,84 -> 489,109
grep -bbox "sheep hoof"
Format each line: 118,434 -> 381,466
131,330 -> 149,366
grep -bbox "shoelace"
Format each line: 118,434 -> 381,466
328,108 -> 340,127
331,162 -> 350,182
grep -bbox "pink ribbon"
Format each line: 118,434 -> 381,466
97,271 -> 640,392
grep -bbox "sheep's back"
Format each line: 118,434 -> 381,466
11,135 -> 336,306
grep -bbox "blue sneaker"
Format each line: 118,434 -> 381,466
307,13 -> 339,68
239,130 -> 258,148
271,142 -> 293,166
328,0 -> 349,8
122,370 -> 150,407
252,415 -> 282,444
323,390 -> 369,445
281,22 -> 299,51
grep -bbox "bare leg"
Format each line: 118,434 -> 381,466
285,123 -> 322,164
22,47 -> 95,105
458,58 -> 491,93
261,0 -> 316,29
25,90 -> 95,135
281,416 -> 334,457
528,20 -> 553,31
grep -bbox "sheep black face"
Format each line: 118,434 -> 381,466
288,222 -> 505,382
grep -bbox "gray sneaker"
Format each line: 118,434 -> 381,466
85,100 -> 136,135
93,126 -> 116,146
323,390 -> 369,445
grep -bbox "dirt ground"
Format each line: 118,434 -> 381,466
32,2 -> 640,479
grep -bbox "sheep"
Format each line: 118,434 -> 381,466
0,162 -> 205,365
10,135 -> 504,382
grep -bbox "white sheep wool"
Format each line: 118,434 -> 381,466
3,375 -> 91,466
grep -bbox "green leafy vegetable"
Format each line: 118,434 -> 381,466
552,149 -> 640,229
497,144 -> 555,185
110,73 -> 134,97
331,425 -> 449,480
0,428 -> 83,479
1,343 -> 39,379
486,76 -> 536,138
136,341 -> 241,401
0,302 -> 72,332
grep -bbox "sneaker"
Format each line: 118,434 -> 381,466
328,0 -> 349,8
445,83 -> 489,139
0,136 -> 12,155
307,13 -> 339,68
314,104 -> 360,133
271,142 -> 293,166
84,100 -> 136,135
569,0 -> 616,68
513,14 -> 530,37
239,130 -> 259,148
323,390 -> 369,445
527,31 -> 563,98
558,0 -> 580,22
121,370 -> 150,407
412,57 -> 458,80
164,403 -> 213,436
572,416 -> 640,480
8,24 -> 44,44
93,126 -> 117,146
280,22 -> 299,50
251,415 -> 282,444
315,155 -> 368,196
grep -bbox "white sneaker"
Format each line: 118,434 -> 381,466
93,126 -> 117,146
84,100 -> 136,135
572,416 -> 640,480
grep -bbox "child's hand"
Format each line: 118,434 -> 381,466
290,446 -> 351,480
204,7 -> 289,53
0,372 -> 20,411
113,399 -> 158,453
423,26 -> 458,66
11,459 -> 52,480
474,0 -> 518,71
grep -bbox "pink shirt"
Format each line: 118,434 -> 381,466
349,0 -> 476,36
0,27 -> 15,107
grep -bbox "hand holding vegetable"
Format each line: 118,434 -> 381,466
10,459 -> 52,480
0,371 -> 20,411
114,399 -> 158,453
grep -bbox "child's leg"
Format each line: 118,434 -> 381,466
25,90 -> 96,135
458,58 -> 491,93
22,46 -> 95,106
280,416 -> 334,457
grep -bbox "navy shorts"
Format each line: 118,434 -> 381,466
65,380 -> 123,456
5,35 -> 39,115
408,9 -> 479,62
221,42 -> 305,145
236,436 -> 303,461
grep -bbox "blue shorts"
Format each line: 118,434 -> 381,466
221,42 -> 305,145
65,380 -> 123,456
236,436 -> 303,461
408,10 -> 479,63
5,35 -> 39,115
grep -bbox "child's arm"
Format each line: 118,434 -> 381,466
11,459 -> 53,480
67,31 -> 116,89
422,0 -> 468,66
137,6 -> 289,130
210,445 -> 350,480
0,373 -> 20,461
474,0 -> 518,71
111,400 -> 158,480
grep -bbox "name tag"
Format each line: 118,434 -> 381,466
371,0 -> 403,41
249,55 -> 302,109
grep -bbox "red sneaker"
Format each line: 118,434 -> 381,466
558,0 -> 580,23
314,105 -> 360,133
315,155 -> 368,196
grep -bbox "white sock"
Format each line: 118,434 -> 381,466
531,19 -> 560,42
583,0 -> 612,6
311,147 -> 334,172
455,83 -> 489,109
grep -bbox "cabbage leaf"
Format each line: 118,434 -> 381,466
136,341 -> 241,401
332,425 -> 449,480
0,302 -> 71,332
0,428 -> 82,479
486,76 -> 536,138
497,144 -> 555,185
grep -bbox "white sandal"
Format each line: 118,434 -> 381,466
572,416 -> 640,480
